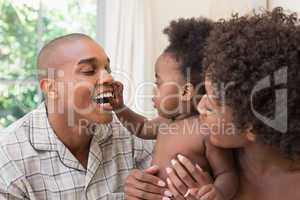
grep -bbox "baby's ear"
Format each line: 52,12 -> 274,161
181,83 -> 195,101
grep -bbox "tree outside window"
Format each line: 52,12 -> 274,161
0,0 -> 96,128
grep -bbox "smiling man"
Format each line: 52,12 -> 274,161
0,34 -> 156,199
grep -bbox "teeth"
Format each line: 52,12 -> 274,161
95,92 -> 113,99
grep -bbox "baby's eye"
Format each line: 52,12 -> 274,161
205,106 -> 213,113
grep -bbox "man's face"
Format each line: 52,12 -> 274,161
53,38 -> 114,125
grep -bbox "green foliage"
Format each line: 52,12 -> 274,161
0,0 -> 96,128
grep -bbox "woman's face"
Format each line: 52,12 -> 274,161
152,52 -> 185,119
197,77 -> 250,148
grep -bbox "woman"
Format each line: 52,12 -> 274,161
166,7 -> 300,200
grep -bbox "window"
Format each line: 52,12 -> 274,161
0,0 -> 97,128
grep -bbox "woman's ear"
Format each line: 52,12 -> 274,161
245,125 -> 256,142
181,83 -> 195,101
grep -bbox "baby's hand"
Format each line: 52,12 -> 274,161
111,81 -> 124,110
188,185 -> 224,200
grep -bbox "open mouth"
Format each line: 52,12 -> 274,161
93,91 -> 113,105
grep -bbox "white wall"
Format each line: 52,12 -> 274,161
150,0 -> 211,61
270,0 -> 300,12
149,0 -> 300,63
143,0 -> 300,116
149,0 -> 267,68
140,0 -> 266,117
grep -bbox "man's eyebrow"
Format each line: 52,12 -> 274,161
78,57 -> 110,68
78,57 -> 98,65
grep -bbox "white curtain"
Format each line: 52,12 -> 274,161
97,0 -> 154,116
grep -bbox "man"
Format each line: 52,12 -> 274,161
0,34 -> 168,199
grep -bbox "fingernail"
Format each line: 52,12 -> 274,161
158,180 -> 166,187
166,178 -> 171,185
171,159 -> 177,166
150,165 -> 159,169
164,190 -> 173,197
162,197 -> 170,200
196,164 -> 203,172
184,189 -> 191,198
166,167 -> 172,174
189,188 -> 198,195
177,154 -> 185,162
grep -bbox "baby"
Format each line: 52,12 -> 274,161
111,18 -> 238,199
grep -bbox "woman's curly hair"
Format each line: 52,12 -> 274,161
204,7 -> 300,159
163,17 -> 213,94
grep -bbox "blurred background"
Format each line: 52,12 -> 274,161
0,0 -> 299,128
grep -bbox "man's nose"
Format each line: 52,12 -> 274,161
97,69 -> 113,85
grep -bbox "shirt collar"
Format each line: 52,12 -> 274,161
29,102 -> 114,151
28,103 -> 59,151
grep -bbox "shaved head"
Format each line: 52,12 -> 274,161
37,33 -> 93,80
37,32 -> 113,125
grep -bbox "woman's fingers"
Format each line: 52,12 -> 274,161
166,178 -> 185,200
170,159 -> 198,188
177,154 -> 212,186
166,167 -> 189,196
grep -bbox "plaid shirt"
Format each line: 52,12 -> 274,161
0,103 -> 154,200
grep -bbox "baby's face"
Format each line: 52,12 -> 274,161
151,117 -> 210,180
152,52 -> 185,119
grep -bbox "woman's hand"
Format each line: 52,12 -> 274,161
166,154 -> 213,200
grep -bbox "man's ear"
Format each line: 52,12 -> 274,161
245,125 -> 256,142
180,83 -> 195,101
39,79 -> 58,99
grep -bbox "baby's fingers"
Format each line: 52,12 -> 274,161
196,185 -> 216,200
177,154 -> 212,186
184,188 -> 199,200
113,81 -> 123,91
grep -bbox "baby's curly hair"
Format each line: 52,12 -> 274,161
204,7 -> 300,159
163,17 -> 213,94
